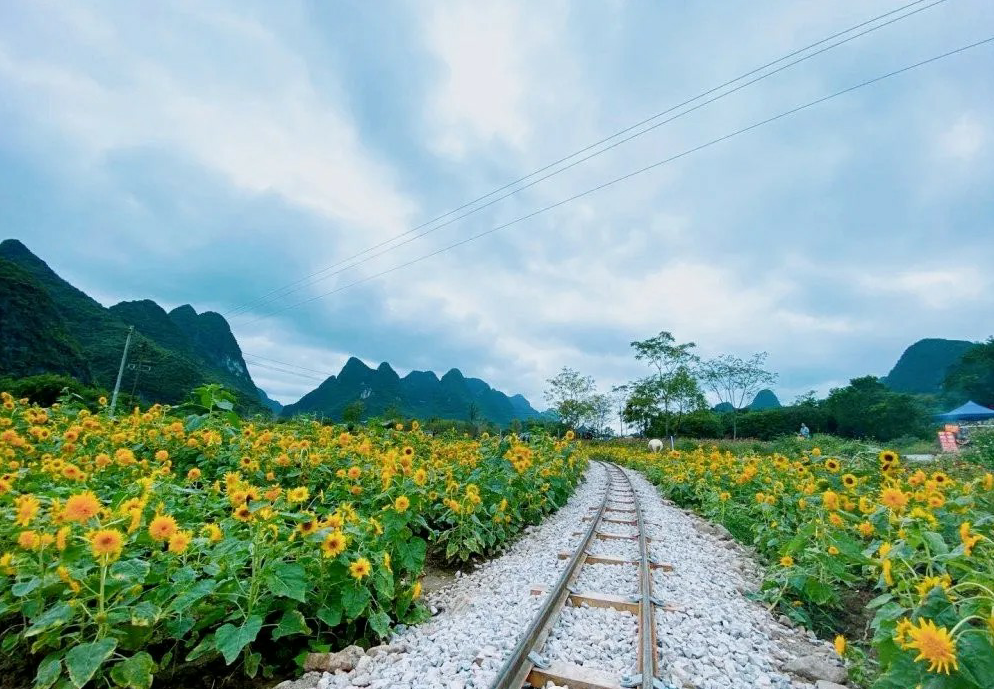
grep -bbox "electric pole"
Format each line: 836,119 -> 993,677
109,326 -> 134,418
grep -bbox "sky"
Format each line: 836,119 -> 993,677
1,0 -> 992,406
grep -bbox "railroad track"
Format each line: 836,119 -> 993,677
492,462 -> 672,689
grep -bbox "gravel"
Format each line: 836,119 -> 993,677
541,605 -> 638,674
621,467 -> 834,689
573,562 -> 638,596
597,521 -> 640,537
587,533 -> 639,560
310,463 -> 610,689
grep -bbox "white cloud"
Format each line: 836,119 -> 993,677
860,268 -> 989,309
936,113 -> 986,162
0,5 -> 416,243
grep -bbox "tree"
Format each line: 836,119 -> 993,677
944,337 -> 994,407
665,365 -> 708,434
630,331 -> 699,436
610,384 -> 630,436
342,399 -> 365,425
621,377 -> 662,436
823,376 -> 930,441
544,367 -> 596,430
588,393 -> 612,434
698,352 -> 777,439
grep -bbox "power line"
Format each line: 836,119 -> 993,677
238,35 -> 994,327
242,355 -> 328,382
223,0 -> 946,318
242,352 -> 338,378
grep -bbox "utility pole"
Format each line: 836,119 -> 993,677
109,326 -> 134,418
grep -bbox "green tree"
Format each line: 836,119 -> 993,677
698,352 -> 777,439
943,337 -> 994,407
629,331 -> 699,436
342,399 -> 365,425
544,367 -> 596,430
823,376 -> 930,441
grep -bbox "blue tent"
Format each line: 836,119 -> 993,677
936,400 -> 994,422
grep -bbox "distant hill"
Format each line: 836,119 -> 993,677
712,401 -> 736,413
256,386 -> 283,415
281,357 -> 541,425
0,238 -> 265,413
882,338 -> 976,394
748,389 -> 781,410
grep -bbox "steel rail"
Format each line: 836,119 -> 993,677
491,461 -> 615,689
619,468 -> 658,689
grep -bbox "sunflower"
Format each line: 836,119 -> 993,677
857,522 -> 875,537
828,546 -> 840,556
298,517 -> 319,536
287,487 -> 309,503
931,471 -> 950,485
411,581 -> 422,599
14,495 -> 40,527
17,530 -> 40,550
834,635 -> 846,656
321,531 -> 347,558
347,466 -> 361,480
916,574 -> 952,602
349,556 -> 372,579
148,514 -> 178,541
402,446 -> 414,457
233,504 -> 252,521
64,492 -> 101,523
878,449 -> 899,464
780,555 -> 794,567
168,530 -> 193,554
906,618 -> 957,674
89,528 -> 124,560
822,490 -> 839,511
394,495 -> 410,513
880,487 -> 909,511
824,458 -> 840,473
842,474 -> 858,489
202,523 -> 223,542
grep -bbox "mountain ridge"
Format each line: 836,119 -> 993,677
281,357 -> 541,425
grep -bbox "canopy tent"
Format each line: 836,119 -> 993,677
935,400 -> 994,422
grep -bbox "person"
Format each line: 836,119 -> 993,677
799,423 -> 810,440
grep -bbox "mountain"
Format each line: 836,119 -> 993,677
0,239 -> 265,412
748,389 -> 781,410
882,338 -> 976,394
256,386 -> 283,415
281,357 -> 541,425
712,402 -> 736,413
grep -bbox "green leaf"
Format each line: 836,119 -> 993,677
109,653 -> 155,689
342,586 -> 371,620
374,572 -> 395,601
264,563 -> 308,603
244,651 -> 261,678
867,592 -> 895,609
958,633 -> 994,689
25,602 -> 72,637
185,636 -> 215,662
110,559 -> 150,584
368,610 -> 391,639
316,602 -> 342,628
65,638 -> 117,688
129,602 -> 161,627
166,579 -> 216,613
12,577 -> 42,597
34,654 -> 61,689
214,616 -> 263,665
922,531 -> 949,556
397,538 -> 427,572
272,609 -> 310,641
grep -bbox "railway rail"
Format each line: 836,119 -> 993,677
492,462 -> 672,689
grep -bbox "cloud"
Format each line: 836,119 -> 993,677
936,113 -> 987,162
859,268 -> 990,309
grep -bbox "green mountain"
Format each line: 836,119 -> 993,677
256,386 -> 283,415
0,238 -> 267,413
748,389 -> 781,410
281,357 -> 541,425
882,338 -> 976,394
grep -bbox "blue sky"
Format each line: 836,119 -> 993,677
1,1 -> 992,405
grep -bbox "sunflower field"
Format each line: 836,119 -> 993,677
0,391 -> 584,689
588,444 -> 994,689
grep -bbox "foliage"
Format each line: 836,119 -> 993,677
544,367 -> 597,430
884,339 -> 976,395
698,352 -> 778,439
590,444 -> 994,688
0,375 -> 108,411
629,331 -> 702,436
824,377 -> 933,441
0,392 -> 585,687
944,338 -> 994,408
